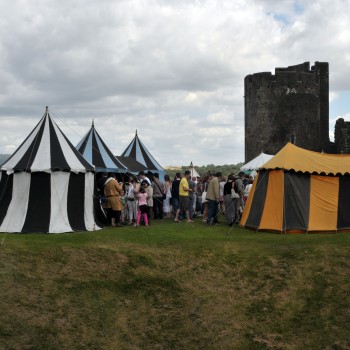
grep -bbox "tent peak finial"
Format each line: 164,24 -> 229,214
135,129 -> 138,135
45,106 -> 48,113
92,119 -> 94,127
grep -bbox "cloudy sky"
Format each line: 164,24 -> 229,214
0,0 -> 349,166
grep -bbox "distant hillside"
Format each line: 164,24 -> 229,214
0,154 -> 10,164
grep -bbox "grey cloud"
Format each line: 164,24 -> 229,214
1,0 -> 350,165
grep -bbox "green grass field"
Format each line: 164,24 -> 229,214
1,217 -> 350,350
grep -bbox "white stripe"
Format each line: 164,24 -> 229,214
51,120 -> 88,173
84,172 -> 100,231
31,115 -> 51,172
49,172 -> 73,233
0,172 -> 30,232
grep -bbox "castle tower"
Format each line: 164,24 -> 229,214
244,62 -> 330,162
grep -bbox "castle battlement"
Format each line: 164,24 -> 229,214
244,62 -> 330,162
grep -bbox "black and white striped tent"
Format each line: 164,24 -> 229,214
0,108 -> 100,233
76,121 -> 128,173
121,130 -> 165,179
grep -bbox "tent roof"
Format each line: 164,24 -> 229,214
240,152 -> 274,171
1,108 -> 94,174
261,142 -> 350,175
121,130 -> 164,172
189,161 -> 200,177
116,156 -> 147,173
76,121 -> 127,173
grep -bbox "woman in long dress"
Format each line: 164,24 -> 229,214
163,174 -> 172,218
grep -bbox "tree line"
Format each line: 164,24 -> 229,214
164,163 -> 245,179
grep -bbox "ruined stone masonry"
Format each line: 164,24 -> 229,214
244,62 -> 331,163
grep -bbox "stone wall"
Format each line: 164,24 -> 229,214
244,62 -> 330,162
335,118 -> 350,154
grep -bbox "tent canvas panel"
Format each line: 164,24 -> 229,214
67,173 -> 87,232
243,170 -> 269,229
92,132 -> 106,168
337,176 -> 350,229
0,172 -> 31,233
83,172 -> 97,231
50,172 -> 73,233
240,172 -> 258,226
22,172 -> 51,233
308,176 -> 338,232
0,172 -> 13,226
259,170 -> 284,231
284,172 -> 310,231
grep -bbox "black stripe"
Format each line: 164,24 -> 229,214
94,129 -> 127,169
48,115 -> 71,171
121,139 -> 135,157
245,170 -> 269,229
67,173 -> 87,231
77,132 -> 89,154
284,172 -> 310,231
0,172 -> 13,226
92,131 -> 106,169
57,123 -> 94,171
22,173 -> 51,233
14,116 -> 47,171
337,175 -> 350,229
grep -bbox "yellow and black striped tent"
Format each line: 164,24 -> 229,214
240,143 -> 350,233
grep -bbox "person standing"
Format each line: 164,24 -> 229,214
219,175 -> 227,215
151,173 -> 165,220
188,176 -> 196,220
174,170 -> 193,223
235,171 -> 246,222
96,172 -> 108,194
138,170 -> 151,185
134,187 -> 149,227
126,176 -> 138,224
163,174 -> 172,218
206,172 -> 222,225
104,173 -> 124,227
171,172 -> 181,218
223,174 -> 236,226
142,180 -> 153,224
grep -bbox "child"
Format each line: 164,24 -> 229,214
135,187 -> 148,227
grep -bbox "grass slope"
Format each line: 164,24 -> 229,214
1,218 -> 350,350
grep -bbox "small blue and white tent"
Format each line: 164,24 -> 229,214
121,130 -> 165,179
76,121 -> 128,173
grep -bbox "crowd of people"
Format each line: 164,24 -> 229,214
96,170 -> 254,227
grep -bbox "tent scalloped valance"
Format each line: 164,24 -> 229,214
260,142 -> 350,175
